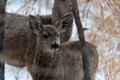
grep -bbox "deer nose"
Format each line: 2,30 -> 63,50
51,42 -> 59,49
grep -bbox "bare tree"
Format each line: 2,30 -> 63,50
0,0 -> 7,80
72,0 -> 91,80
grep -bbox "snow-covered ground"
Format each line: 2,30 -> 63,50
5,0 -> 120,80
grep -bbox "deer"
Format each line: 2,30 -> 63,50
52,0 -> 98,80
0,12 -> 98,80
4,0 -> 73,44
27,12 -> 98,80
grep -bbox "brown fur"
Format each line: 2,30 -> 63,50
26,12 -> 98,80
52,0 -> 73,42
0,13 -> 52,67
0,12 -> 98,80
27,40 -> 98,80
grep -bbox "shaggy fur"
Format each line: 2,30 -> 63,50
0,12 -> 98,80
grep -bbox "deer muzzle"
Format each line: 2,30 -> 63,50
50,37 -> 60,50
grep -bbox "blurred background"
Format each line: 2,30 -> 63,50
5,0 -> 120,80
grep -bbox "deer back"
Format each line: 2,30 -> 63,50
0,13 -> 52,67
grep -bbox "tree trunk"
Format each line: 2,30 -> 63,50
0,0 -> 7,80
72,0 -> 85,47
72,0 -> 91,80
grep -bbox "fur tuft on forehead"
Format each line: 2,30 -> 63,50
42,25 -> 59,36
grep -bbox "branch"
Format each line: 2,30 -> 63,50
72,0 -> 85,47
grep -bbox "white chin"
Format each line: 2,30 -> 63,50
51,48 -> 59,51
45,48 -> 54,53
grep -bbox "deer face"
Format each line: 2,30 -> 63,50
29,13 -> 73,52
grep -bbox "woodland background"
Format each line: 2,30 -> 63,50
5,0 -> 120,80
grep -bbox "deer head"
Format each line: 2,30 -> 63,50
29,13 -> 73,53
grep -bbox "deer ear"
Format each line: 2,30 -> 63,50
56,12 -> 73,33
29,15 -> 43,34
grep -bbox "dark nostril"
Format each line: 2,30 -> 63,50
51,43 -> 59,49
